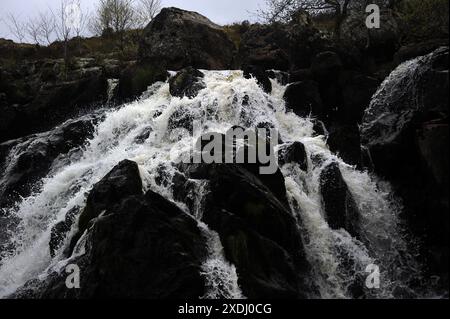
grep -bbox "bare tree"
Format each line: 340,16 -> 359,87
71,0 -> 89,38
135,0 -> 161,28
258,0 -> 367,38
89,0 -> 113,36
90,0 -> 137,50
5,13 -> 26,43
26,18 -> 43,45
52,0 -> 75,64
38,11 -> 56,45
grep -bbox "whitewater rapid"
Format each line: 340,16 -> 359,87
0,70 -> 427,298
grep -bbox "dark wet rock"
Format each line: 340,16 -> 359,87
362,47 -> 449,177
134,126 -> 153,144
286,54 -> 377,125
117,61 -> 168,102
278,141 -> 308,171
169,67 -> 205,98
394,39 -> 449,65
167,104 -> 204,134
0,59 -> 108,143
75,160 -> 143,245
312,120 -> 327,137
361,47 -> 449,287
49,207 -> 80,258
340,72 -> 379,124
238,11 -> 326,71
289,69 -> 313,83
266,70 -> 289,85
284,81 -> 323,118
139,7 -> 235,70
320,162 -> 360,237
243,65 -> 272,93
16,188 -> 207,299
341,10 -> 400,63
199,164 -> 312,298
0,114 -> 99,208
361,146 -> 374,172
238,24 -> 291,71
311,51 -> 343,82
181,148 -> 288,207
327,122 -> 362,167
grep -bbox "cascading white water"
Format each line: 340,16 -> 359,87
0,70 -> 426,298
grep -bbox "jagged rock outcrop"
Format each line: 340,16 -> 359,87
243,65 -> 272,94
0,58 -> 110,143
238,12 -> 326,71
278,141 -> 308,171
15,160 -> 207,299
284,49 -> 379,168
183,163 -> 312,298
169,67 -> 205,98
139,7 -> 236,70
284,80 -> 324,118
72,160 -> 144,250
362,47 -> 449,287
0,114 -> 100,208
238,24 -> 291,71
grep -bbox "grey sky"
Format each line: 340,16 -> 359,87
0,0 -> 267,41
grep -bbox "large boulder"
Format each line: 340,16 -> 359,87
15,161 -> 207,299
278,141 -> 308,171
284,80 -> 324,118
361,47 -> 449,287
184,163 -> 312,298
73,160 -> 144,250
394,39 -> 449,65
0,114 -> 99,208
339,72 -> 379,124
139,7 -> 236,70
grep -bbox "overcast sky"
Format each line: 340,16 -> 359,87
0,0 -> 267,42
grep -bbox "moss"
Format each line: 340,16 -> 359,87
118,62 -> 168,102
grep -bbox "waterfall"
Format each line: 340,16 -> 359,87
0,70 -> 429,298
